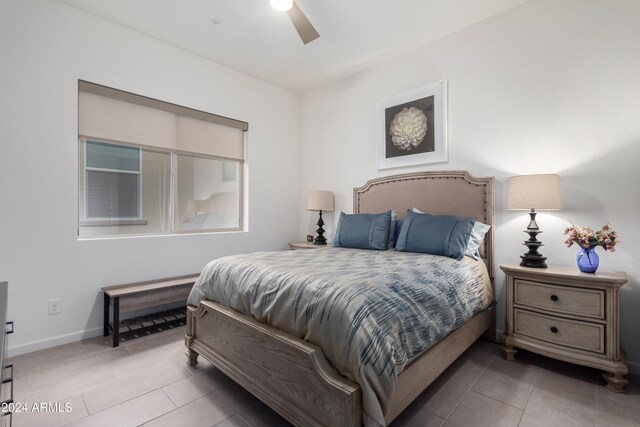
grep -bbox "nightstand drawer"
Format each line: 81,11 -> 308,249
515,309 -> 604,354
514,279 -> 604,319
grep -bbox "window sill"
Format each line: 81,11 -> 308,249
77,228 -> 247,241
79,219 -> 148,227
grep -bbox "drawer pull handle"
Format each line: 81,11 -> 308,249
550,295 -> 558,302
550,326 -> 558,334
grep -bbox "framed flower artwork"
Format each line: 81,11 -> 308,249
377,81 -> 448,170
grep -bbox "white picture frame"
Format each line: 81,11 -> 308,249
377,81 -> 448,170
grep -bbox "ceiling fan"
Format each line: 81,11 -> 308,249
270,0 -> 319,44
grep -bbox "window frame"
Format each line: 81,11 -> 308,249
172,151 -> 244,235
78,136 -> 244,237
82,139 -> 143,223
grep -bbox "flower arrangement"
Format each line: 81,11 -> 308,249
389,106 -> 428,151
563,224 -> 618,252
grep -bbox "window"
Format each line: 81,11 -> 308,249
78,140 -> 171,237
84,141 -> 141,220
78,81 -> 247,238
177,155 -> 241,232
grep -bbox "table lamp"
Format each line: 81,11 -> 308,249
507,174 -> 562,268
307,190 -> 334,245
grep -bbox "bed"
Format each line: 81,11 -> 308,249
185,171 -> 495,426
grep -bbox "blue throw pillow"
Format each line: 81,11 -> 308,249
396,210 -> 475,260
334,211 -> 391,250
387,210 -> 397,249
465,221 -> 491,260
393,220 -> 404,247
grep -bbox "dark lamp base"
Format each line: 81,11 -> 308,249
519,209 -> 548,269
313,236 -> 327,246
520,255 -> 548,268
314,210 -> 328,245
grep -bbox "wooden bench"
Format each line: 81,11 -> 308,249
102,274 -> 199,347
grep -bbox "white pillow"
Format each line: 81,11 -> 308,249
465,221 -> 491,260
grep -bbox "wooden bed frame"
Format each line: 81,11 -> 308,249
185,171 -> 495,426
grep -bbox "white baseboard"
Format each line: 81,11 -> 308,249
6,326 -> 104,358
494,328 -> 639,374
6,302 -> 187,358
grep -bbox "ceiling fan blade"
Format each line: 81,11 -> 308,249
287,1 -> 319,44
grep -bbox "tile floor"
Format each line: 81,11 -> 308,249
6,326 -> 639,427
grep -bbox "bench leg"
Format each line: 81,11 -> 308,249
103,293 -> 110,337
113,297 -> 120,348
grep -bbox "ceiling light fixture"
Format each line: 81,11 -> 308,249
269,0 -> 319,44
270,0 -> 293,12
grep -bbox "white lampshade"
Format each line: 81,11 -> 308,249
307,190 -> 334,212
270,0 -> 293,11
507,174 -> 563,210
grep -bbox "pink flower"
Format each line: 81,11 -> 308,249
563,222 -> 619,252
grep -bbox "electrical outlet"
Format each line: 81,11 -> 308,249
48,299 -> 61,315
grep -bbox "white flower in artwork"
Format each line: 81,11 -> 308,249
389,107 -> 428,151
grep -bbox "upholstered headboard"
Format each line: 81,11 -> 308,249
353,171 -> 495,279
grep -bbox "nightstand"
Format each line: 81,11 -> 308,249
500,264 -> 628,392
288,241 -> 324,250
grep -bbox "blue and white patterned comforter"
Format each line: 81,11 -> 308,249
188,247 -> 493,426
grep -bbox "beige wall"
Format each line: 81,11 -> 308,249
0,0 -> 301,355
299,0 -> 640,371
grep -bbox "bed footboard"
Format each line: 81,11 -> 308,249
185,301 -> 362,427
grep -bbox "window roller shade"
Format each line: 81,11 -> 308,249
79,83 -> 245,161
176,116 -> 244,160
79,92 -> 177,151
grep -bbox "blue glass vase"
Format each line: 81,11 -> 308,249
577,246 -> 599,273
